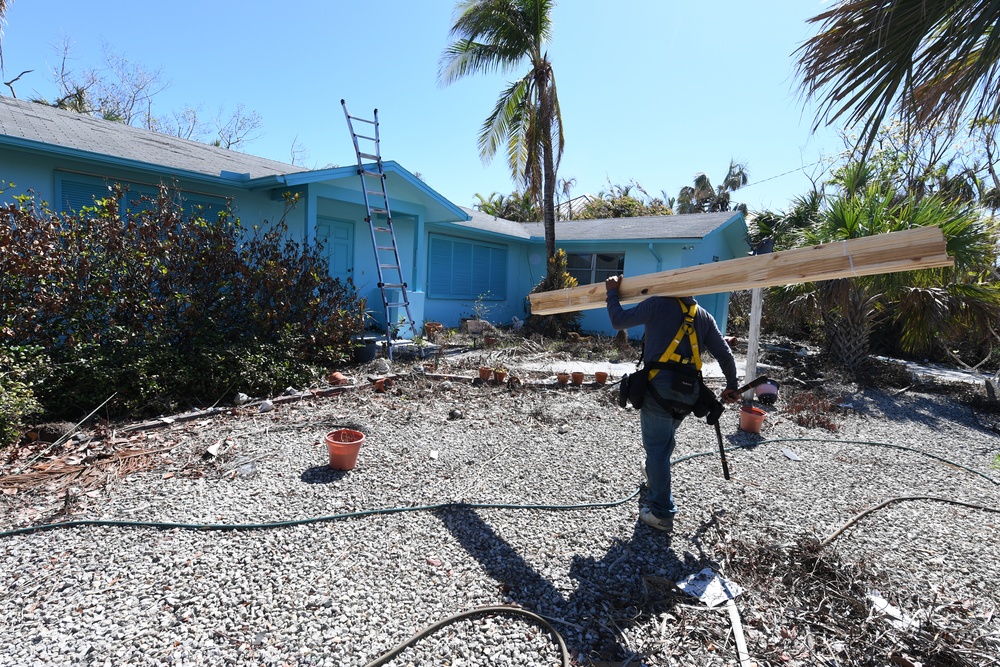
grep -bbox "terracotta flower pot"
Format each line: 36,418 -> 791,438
571,371 -> 585,385
739,406 -> 766,433
493,369 -> 507,384
556,372 -> 570,386
594,371 -> 609,385
424,322 -> 443,339
325,429 -> 365,470
478,366 -> 492,381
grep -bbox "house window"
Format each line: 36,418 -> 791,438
428,234 -> 507,300
566,252 -> 625,285
58,175 -> 228,220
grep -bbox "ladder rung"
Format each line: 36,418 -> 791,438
376,245 -> 396,251
386,302 -> 409,308
373,226 -> 391,233
361,170 -> 384,178
380,264 -> 400,270
359,152 -> 380,160
381,283 -> 405,289
370,208 -> 388,215
365,190 -> 386,197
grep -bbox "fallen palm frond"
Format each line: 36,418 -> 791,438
0,444 -> 176,495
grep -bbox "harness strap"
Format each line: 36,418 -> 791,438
648,299 -> 702,380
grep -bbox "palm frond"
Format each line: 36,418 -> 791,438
795,0 -> 1000,159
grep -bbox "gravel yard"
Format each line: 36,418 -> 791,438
2,355 -> 999,667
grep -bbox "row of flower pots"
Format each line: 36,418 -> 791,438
475,367 -> 611,386
556,371 -> 608,386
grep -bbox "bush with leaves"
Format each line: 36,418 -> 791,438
0,185 -> 364,437
526,249 -> 583,337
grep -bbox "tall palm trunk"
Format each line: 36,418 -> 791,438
542,128 -> 556,262
820,279 -> 877,372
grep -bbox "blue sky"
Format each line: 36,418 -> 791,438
2,1 -> 845,213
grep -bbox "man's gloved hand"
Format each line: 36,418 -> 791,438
605,275 -> 622,293
721,388 -> 741,404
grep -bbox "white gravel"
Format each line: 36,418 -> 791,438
2,367 -> 999,666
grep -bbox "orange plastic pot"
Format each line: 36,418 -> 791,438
326,429 -> 365,470
739,406 -> 766,433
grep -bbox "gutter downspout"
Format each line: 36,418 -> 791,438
648,243 -> 663,272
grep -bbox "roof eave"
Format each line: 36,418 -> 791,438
0,134 -> 256,188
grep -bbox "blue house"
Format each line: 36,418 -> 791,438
0,96 -> 748,338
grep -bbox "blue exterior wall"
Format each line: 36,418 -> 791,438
2,140 -> 748,341
1,147 -> 301,237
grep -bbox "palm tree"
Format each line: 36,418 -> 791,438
676,160 -> 749,214
473,190 -> 539,222
440,0 -> 564,270
775,178 -> 999,371
796,0 -> 1000,159
557,176 -> 576,220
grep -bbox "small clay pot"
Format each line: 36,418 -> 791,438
556,372 -> 570,386
493,369 -> 507,384
594,371 -> 609,385
739,405 -> 766,433
325,429 -> 365,470
478,366 -> 492,381
571,371 -> 585,385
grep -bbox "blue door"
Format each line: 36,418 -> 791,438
316,218 -> 354,283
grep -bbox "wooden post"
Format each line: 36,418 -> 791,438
743,286 -> 763,402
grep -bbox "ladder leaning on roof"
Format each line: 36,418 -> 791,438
341,99 -> 415,359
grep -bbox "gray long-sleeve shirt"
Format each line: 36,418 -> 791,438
606,289 -> 739,391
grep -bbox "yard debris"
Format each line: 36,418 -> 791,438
327,371 -> 350,386
782,448 -> 802,461
676,568 -> 743,608
868,590 -> 921,631
258,400 -> 274,413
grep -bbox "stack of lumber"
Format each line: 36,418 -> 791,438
528,226 -> 953,315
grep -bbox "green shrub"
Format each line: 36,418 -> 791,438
0,185 -> 365,425
0,347 -> 43,448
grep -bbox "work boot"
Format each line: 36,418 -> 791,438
639,507 -> 674,532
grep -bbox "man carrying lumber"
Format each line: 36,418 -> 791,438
605,275 -> 741,532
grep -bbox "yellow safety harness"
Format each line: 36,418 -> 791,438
648,299 -> 701,380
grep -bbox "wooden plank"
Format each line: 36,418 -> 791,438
725,599 -> 754,667
528,226 -> 953,315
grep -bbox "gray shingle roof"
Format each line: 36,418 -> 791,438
453,207 -> 532,238
0,96 -> 306,180
452,207 -> 740,242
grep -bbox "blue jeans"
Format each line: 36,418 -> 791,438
640,379 -> 696,518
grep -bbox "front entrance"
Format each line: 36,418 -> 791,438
316,217 -> 354,283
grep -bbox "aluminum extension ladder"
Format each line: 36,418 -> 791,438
341,99 -> 415,359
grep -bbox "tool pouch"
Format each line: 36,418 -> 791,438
618,369 -> 649,409
669,364 -> 699,395
692,378 -> 724,425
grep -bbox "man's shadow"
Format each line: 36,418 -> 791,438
436,501 -> 724,663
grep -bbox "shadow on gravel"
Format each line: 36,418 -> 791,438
299,465 -> 349,484
436,505 -> 689,663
